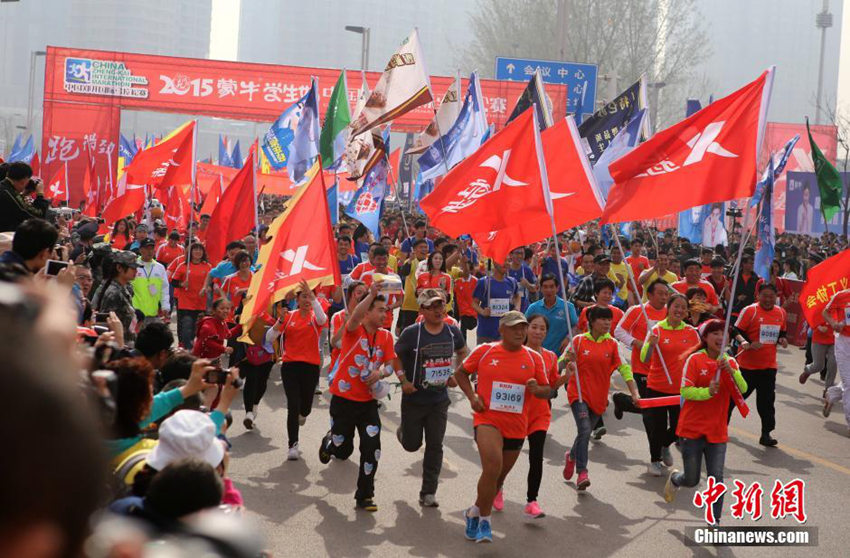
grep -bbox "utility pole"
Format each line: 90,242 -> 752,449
815,0 -> 833,124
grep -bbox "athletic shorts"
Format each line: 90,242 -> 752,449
474,425 -> 524,451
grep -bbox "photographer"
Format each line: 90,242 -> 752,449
0,162 -> 50,232
0,217 -> 59,280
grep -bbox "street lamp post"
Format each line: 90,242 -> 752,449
344,25 -> 370,71
815,0 -> 833,125
27,49 -> 47,133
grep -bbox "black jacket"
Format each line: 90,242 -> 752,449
0,178 -> 50,232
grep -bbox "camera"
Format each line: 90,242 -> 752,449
205,368 -> 229,385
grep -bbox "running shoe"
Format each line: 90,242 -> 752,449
612,392 -> 628,420
823,398 -> 834,417
592,426 -> 607,440
664,469 -> 679,503
759,434 -> 778,447
243,411 -> 254,430
798,370 -> 812,384
493,490 -> 504,512
648,461 -> 666,477
419,494 -> 439,508
563,451 -> 576,481
476,519 -> 493,543
523,501 -> 545,519
287,443 -> 300,461
661,445 -> 674,467
464,509 -> 479,541
356,498 -> 378,512
318,431 -> 333,464
576,471 -> 590,491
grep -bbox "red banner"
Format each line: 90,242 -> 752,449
783,279 -> 808,347
43,46 -> 563,208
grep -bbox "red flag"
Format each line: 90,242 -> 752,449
164,185 -> 191,232
199,174 -> 223,216
239,166 -> 341,332
100,186 -> 146,228
388,148 -> 401,178
420,109 -> 549,239
799,250 -> 850,328
125,121 -> 195,190
45,165 -> 68,206
473,116 -> 605,260
82,149 -> 100,217
205,144 -> 257,263
602,68 -> 774,224
30,152 -> 40,177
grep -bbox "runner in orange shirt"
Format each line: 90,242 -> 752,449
453,256 -> 478,341
268,279 -> 328,461
731,282 -> 788,446
671,259 -> 720,313
454,311 -> 552,543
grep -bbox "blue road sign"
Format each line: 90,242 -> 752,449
495,57 -> 597,122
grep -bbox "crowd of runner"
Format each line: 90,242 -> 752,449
1,158 -> 849,554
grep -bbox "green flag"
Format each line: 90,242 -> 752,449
319,71 -> 351,169
806,118 -> 842,222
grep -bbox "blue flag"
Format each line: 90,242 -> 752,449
754,158 -> 775,280
262,90 -> 309,171
327,182 -> 339,225
418,72 -> 489,181
345,158 -> 388,238
230,140 -> 243,168
119,134 -> 138,163
8,133 -> 22,159
9,135 -> 34,163
288,79 -> 321,184
751,135 -> 800,208
218,135 -> 232,167
685,99 -> 702,117
592,109 -> 646,200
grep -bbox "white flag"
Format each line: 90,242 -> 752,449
407,73 -> 461,155
350,29 -> 433,137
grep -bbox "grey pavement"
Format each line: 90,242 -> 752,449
224,331 -> 849,557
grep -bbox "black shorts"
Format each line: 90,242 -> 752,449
474,426 -> 524,451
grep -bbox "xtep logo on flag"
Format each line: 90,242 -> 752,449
268,245 -> 326,288
47,178 -> 64,197
355,192 -> 379,213
637,122 -> 737,177
152,153 -> 181,178
441,150 -> 528,213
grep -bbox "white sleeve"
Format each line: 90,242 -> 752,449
311,298 -> 328,326
614,321 -> 635,347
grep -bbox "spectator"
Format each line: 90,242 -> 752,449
126,223 -> 149,253
109,218 -> 132,247
91,250 -> 140,341
143,459 -> 224,525
135,321 -> 175,380
0,217 -> 58,278
0,162 -> 50,232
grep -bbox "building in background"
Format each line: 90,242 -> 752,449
0,0 -> 212,154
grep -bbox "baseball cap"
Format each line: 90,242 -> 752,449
113,250 -> 140,268
417,288 -> 446,307
594,254 -> 611,264
146,410 -> 226,471
499,310 -> 528,328
134,224 -> 148,233
140,238 -> 156,248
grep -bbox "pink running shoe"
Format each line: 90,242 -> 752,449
493,490 -> 504,512
563,451 -> 576,481
576,471 -> 591,491
524,500 -> 545,519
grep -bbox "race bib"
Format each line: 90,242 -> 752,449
490,298 -> 510,317
424,365 -> 452,388
759,324 -> 780,345
489,381 -> 525,413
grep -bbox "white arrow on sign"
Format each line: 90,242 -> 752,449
506,63 -> 515,74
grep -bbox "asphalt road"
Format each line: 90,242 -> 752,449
224,331 -> 849,557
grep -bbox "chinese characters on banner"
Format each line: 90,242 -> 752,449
43,46 -> 567,206
693,476 -> 807,525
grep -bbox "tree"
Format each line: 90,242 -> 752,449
824,104 -> 850,238
463,0 -> 711,128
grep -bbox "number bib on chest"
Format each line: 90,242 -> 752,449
490,298 -> 510,317
759,324 -> 780,344
489,382 -> 525,413
424,365 -> 452,388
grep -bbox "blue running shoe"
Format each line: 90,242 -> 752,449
476,519 -> 493,543
464,509 -> 479,541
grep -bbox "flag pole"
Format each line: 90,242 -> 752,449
252,140 -> 259,242
382,148 -> 411,239
187,120 -> 198,276
63,160 -> 69,205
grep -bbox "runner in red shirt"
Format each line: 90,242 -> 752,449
561,306 -> 640,491
576,279 -> 624,333
663,319 -> 747,525
453,257 -> 478,340
671,259 -> 719,312
329,281 -> 368,376
823,289 -> 850,427
319,283 -> 396,512
641,293 -> 700,476
155,231 -> 185,267
269,279 -> 328,461
416,251 -> 452,299
626,238 -> 650,303
454,311 -> 551,543
171,242 -> 211,350
732,282 -> 788,447
218,251 -> 253,323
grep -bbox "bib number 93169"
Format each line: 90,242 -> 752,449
489,382 -> 525,413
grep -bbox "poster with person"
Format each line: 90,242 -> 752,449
785,171 -> 848,235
